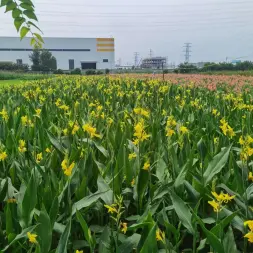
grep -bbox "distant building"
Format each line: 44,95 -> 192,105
141,57 -> 167,69
0,37 -> 115,70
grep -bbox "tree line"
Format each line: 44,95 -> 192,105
174,61 -> 253,73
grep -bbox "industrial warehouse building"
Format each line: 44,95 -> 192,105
0,37 -> 115,70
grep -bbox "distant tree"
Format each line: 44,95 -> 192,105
40,49 -> 57,72
29,49 -> 57,72
175,63 -> 198,73
29,48 -> 41,71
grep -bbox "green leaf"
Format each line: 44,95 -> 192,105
37,210 -> 52,253
49,196 -> 59,228
71,191 -> 108,216
28,21 -> 42,32
20,26 -> 30,40
1,0 -> 9,7
47,131 -> 65,154
76,210 -> 95,250
5,1 -> 17,12
93,141 -> 109,157
20,2 -> 34,10
0,179 -> 8,202
23,10 -> 38,20
98,226 -> 111,253
210,211 -> 239,236
174,162 -> 188,190
223,226 -> 237,253
137,168 -> 149,210
203,145 -> 232,186
12,8 -> 22,18
170,190 -> 195,234
2,225 -> 38,251
193,213 -> 224,253
156,157 -> 167,182
56,219 -> 71,253
14,17 -> 25,31
140,224 -> 158,253
5,204 -> 13,237
34,33 -> 44,44
20,173 -> 37,228
118,234 -> 141,253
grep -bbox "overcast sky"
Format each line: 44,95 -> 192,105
0,0 -> 253,65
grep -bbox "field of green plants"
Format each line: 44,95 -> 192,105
1,75 -> 253,253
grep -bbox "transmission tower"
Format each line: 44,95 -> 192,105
183,43 -> 192,63
149,49 -> 153,58
134,52 -> 139,67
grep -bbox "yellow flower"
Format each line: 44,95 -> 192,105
63,128 -> 68,135
35,108 -> 41,117
244,220 -> 253,231
166,116 -> 177,128
76,250 -> 83,253
0,108 -> 9,121
36,153 -> 43,163
128,152 -> 137,160
121,222 -> 128,234
208,200 -> 222,212
83,123 -> 101,138
133,120 -> 150,144
166,128 -> 175,137
249,172 -> 253,182
45,147 -> 52,153
7,198 -> 17,203
0,151 -> 7,161
211,191 -> 235,203
18,140 -> 27,153
131,178 -> 135,187
156,229 -> 165,242
179,126 -> 189,135
107,118 -> 113,125
104,204 -> 117,214
71,124 -> 80,135
245,232 -> 253,243
61,159 -> 75,176
143,161 -> 150,170
133,107 -> 150,118
27,232 -> 37,244
75,101 -> 80,108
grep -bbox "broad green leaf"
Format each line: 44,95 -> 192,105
12,8 -> 22,18
72,191 -> 108,216
37,210 -> 52,253
20,2 -> 34,10
14,17 -> 25,31
56,219 -> 71,253
137,168 -> 149,210
203,145 -> 232,186
98,226 -> 111,253
170,190 -> 195,234
174,162 -> 188,190
28,21 -> 42,32
0,179 -> 8,202
210,211 -> 239,236
34,32 -> 44,44
76,210 -> 94,250
156,157 -> 167,182
223,226 -> 237,253
20,173 -> 37,228
23,9 -> 37,20
93,141 -> 109,157
5,1 -> 17,12
49,196 -> 59,228
47,131 -> 65,154
140,224 -> 158,253
20,26 -> 30,40
118,234 -> 141,253
193,213 -> 224,253
1,0 -> 9,7
5,204 -> 13,238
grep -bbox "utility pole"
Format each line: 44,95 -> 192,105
134,52 -> 139,68
183,43 -> 192,63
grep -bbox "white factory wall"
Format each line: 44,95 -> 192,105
0,37 -> 115,70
